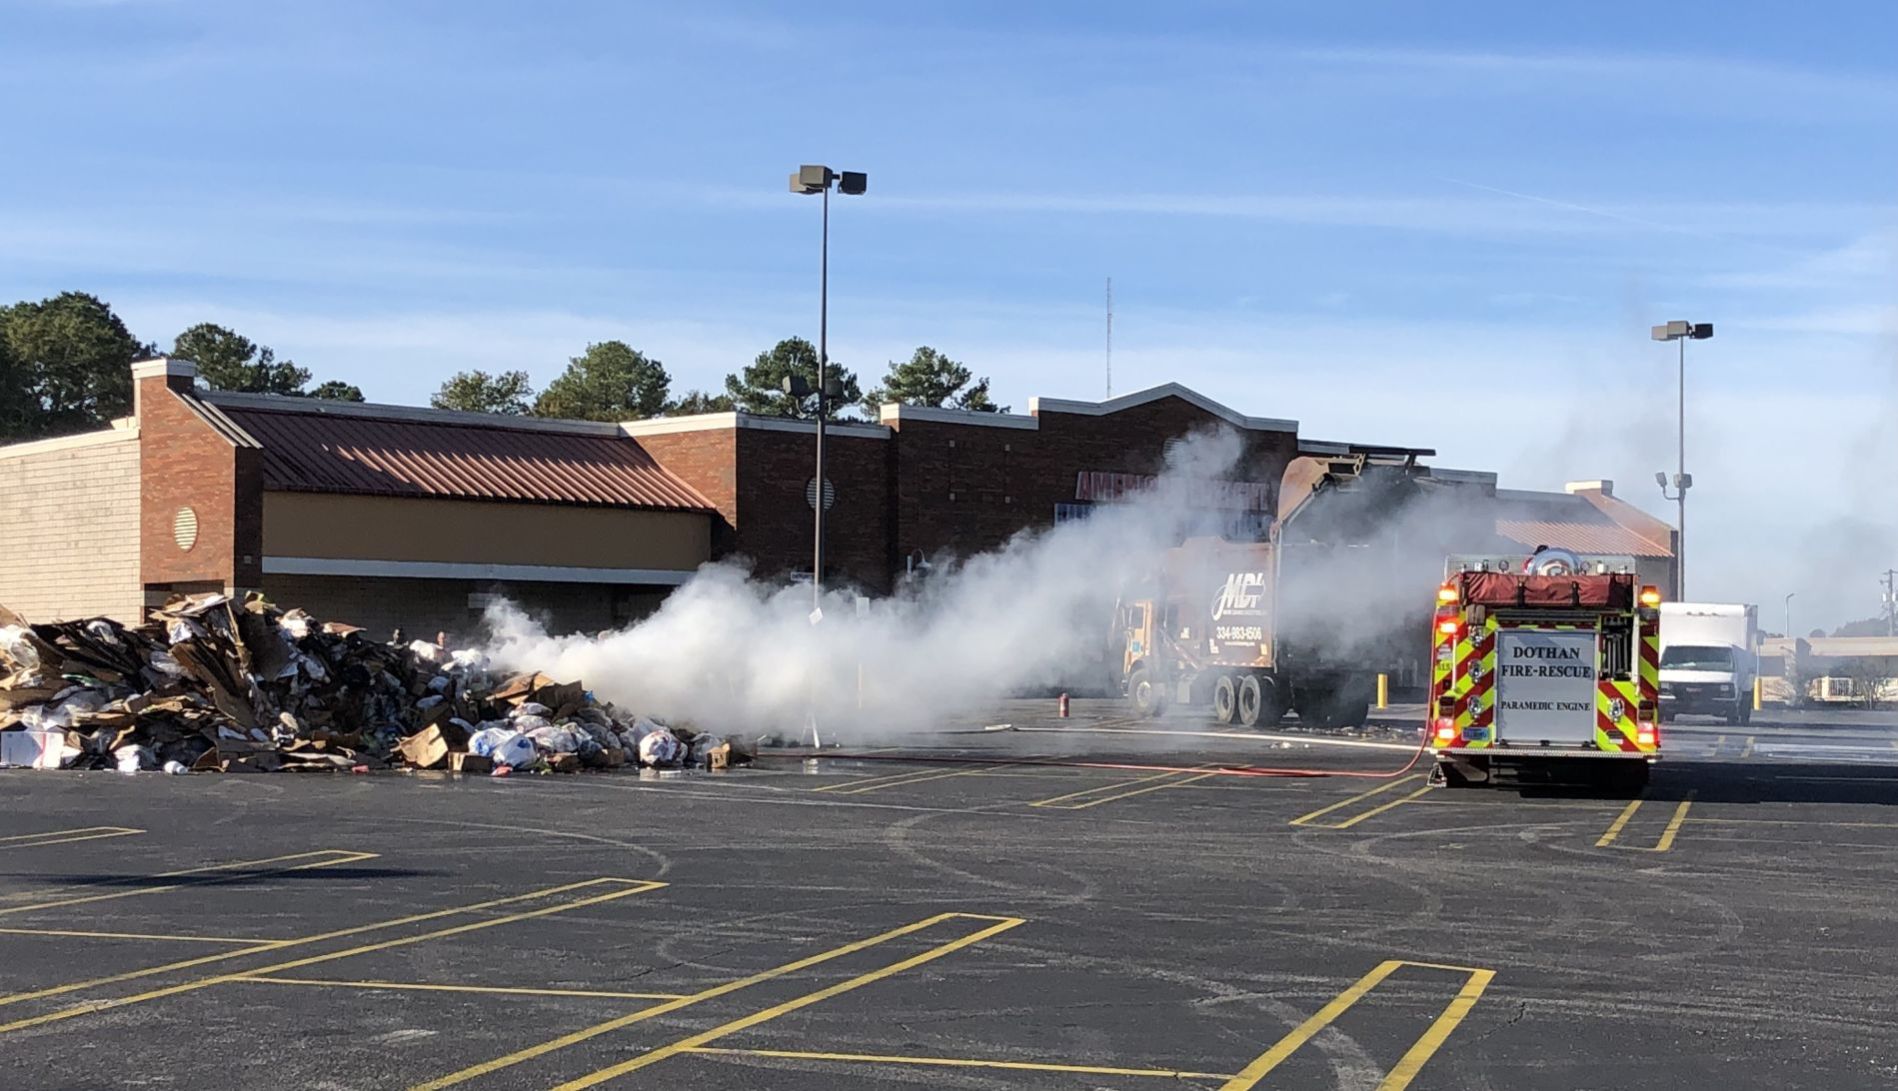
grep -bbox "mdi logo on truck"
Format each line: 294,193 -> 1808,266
1428,550 -> 1663,791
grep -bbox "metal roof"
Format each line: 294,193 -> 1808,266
1495,520 -> 1672,558
217,401 -> 714,511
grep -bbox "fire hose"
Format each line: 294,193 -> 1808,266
771,732 -> 1430,781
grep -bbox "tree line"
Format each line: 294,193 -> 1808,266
432,339 -> 1002,421
0,290 -> 1003,445
0,291 -> 364,444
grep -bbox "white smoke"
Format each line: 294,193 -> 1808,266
482,428 -> 1247,737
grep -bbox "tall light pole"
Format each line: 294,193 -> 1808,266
1651,319 -> 1712,598
1783,592 -> 1795,641
789,165 -> 867,610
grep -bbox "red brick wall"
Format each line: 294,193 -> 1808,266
635,429 -> 738,557
734,426 -> 892,593
138,377 -> 262,592
891,396 -> 1299,570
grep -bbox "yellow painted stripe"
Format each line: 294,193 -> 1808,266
0,827 -> 144,849
1062,771 -> 1219,809
0,927 -> 281,945
808,765 -> 967,793
1289,776 -> 1423,827
548,917 -> 1025,1090
1328,787 -> 1432,830
1220,961 -> 1494,1091
1027,768 -> 1185,808
1595,798 -> 1643,847
825,765 -> 1000,795
1649,794 -> 1695,853
1219,961 -> 1404,1089
0,877 -> 659,1019
0,849 -> 378,916
686,1047 -> 1236,1080
1740,736 -> 1755,758
236,976 -> 686,1001
1376,969 -> 1496,1090
409,912 -> 1017,1091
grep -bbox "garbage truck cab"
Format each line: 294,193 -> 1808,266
1428,551 -> 1663,791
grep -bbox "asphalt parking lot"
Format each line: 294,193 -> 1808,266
4,698 -> 1897,1089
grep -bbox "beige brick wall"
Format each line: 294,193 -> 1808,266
0,432 -> 143,623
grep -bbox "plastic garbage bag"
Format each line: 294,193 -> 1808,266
0,625 -> 40,669
687,733 -> 725,767
490,731 -> 536,769
514,702 -> 552,718
526,724 -> 583,754
638,728 -> 682,767
114,744 -> 154,774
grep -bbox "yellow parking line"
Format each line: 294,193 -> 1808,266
1064,771 -> 1220,809
410,912 -> 1020,1091
824,765 -> 999,795
548,917 -> 1025,1090
1378,968 -> 1497,1090
686,1047 -> 1237,1080
0,877 -> 660,1022
1595,798 -> 1643,848
237,976 -> 686,1001
1740,736 -> 1755,758
1028,768 -> 1192,808
0,927 -> 280,945
808,767 -> 946,793
0,827 -> 144,850
1649,794 -> 1695,853
1219,961 -> 1494,1091
1330,787 -> 1432,829
1289,776 -> 1423,828
0,849 -> 378,916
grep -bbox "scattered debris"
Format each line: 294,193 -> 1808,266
0,596 -> 752,776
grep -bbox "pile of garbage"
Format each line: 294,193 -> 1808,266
0,595 -> 747,776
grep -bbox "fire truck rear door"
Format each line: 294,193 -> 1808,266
1493,627 -> 1598,747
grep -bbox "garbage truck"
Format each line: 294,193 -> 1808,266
1657,602 -> 1759,724
1114,536 -> 1379,728
1427,550 -> 1663,790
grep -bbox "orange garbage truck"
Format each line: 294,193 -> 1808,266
1115,537 -> 1379,729
1428,551 -> 1663,790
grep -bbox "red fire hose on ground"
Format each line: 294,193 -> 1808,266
771,732 -> 1430,782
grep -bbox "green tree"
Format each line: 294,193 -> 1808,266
308,380 -> 365,402
863,346 -> 1004,413
0,291 -> 146,441
723,337 -> 862,419
534,341 -> 670,421
664,389 -> 735,415
171,323 -> 311,395
431,369 -> 534,415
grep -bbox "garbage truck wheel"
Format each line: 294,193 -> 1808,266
1129,667 -> 1164,719
1212,675 -> 1238,724
1237,674 -> 1264,727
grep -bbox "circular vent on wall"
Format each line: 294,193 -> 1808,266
172,507 -> 199,551
805,477 -> 836,511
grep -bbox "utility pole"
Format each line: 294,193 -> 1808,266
1883,569 -> 1898,637
1105,276 -> 1113,398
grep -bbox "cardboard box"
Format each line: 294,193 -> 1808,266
395,726 -> 452,770
549,753 -> 581,774
0,729 -> 65,769
449,752 -> 492,775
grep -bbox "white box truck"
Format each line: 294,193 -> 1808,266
1658,602 -> 1758,724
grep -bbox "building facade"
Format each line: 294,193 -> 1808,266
0,360 -> 1680,635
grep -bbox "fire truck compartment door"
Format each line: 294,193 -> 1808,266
1494,628 -> 1598,746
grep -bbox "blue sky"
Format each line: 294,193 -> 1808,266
4,1 -> 1894,629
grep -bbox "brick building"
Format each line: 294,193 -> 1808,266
0,360 -> 1678,634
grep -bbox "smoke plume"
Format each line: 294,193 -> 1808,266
483,428 -> 1248,737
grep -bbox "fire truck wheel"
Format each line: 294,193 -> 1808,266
1128,667 -> 1164,718
1212,675 -> 1238,724
1237,674 -> 1263,726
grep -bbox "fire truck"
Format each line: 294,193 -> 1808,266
1115,537 -> 1378,728
1428,550 -> 1663,790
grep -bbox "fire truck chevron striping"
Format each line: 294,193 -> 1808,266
1428,553 -> 1662,790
